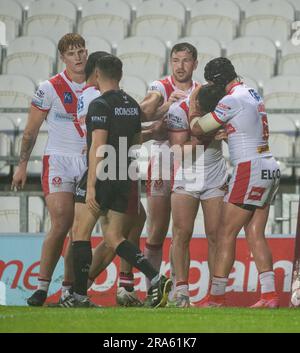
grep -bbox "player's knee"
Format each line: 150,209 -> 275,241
172,226 -> 192,247
207,233 -> 217,248
245,226 -> 264,245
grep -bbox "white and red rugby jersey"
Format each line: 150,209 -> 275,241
212,82 -> 272,166
168,98 -> 223,167
31,70 -> 86,155
148,75 -> 199,144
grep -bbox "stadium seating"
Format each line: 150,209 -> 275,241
177,0 -> 197,11
0,74 -> 35,109
120,75 -> 147,103
78,0 -> 131,47
171,36 -> 222,83
0,196 -> 43,232
241,0 -> 295,46
57,36 -> 112,72
14,131 -> 48,176
241,76 -> 259,91
269,133 -> 293,177
14,0 -> 36,10
67,0 -> 89,10
116,36 -> 166,84
0,0 -> 22,45
2,36 -> 56,85
226,36 -> 277,83
279,41 -> 300,76
0,132 -> 11,176
263,76 -> 300,109
131,0 -> 186,44
23,0 -> 77,44
267,114 -> 297,134
287,0 -> 300,19
187,0 -> 240,47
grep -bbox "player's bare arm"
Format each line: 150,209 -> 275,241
11,106 -> 47,190
139,91 -> 163,122
140,90 -> 187,122
87,129 -> 108,215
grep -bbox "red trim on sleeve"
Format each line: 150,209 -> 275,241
211,112 -> 223,125
31,103 -> 49,112
229,161 -> 251,204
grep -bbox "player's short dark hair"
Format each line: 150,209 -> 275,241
204,57 -> 237,87
196,84 -> 226,114
95,54 -> 123,81
170,42 -> 198,61
85,51 -> 110,80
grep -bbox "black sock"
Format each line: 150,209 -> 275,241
72,241 -> 92,296
116,240 -> 158,281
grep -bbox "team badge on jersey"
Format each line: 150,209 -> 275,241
52,176 -> 62,186
64,92 -> 73,104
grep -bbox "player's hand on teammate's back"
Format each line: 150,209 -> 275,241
11,165 -> 27,191
214,129 -> 228,141
86,186 -> 100,215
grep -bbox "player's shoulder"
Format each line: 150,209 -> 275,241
36,79 -> 53,93
148,79 -> 165,93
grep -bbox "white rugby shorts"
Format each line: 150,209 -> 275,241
41,154 -> 87,196
224,157 -> 280,207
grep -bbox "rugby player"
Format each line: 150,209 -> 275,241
59,54 -> 171,308
190,58 -> 280,308
12,33 -> 88,306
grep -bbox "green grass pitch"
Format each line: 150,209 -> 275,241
1,306 -> 300,333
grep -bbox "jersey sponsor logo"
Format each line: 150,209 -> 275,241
91,115 -> 107,123
215,108 -> 225,116
248,89 -> 261,102
77,96 -> 84,112
167,113 -> 187,130
63,92 -> 73,104
54,112 -> 75,121
31,97 -> 43,109
36,89 -> 45,99
247,186 -> 265,201
261,169 -> 281,180
76,187 -> 86,197
114,107 -> 139,116
217,103 -> 231,110
51,176 -> 62,186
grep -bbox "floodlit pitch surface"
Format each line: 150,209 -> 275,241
1,307 -> 300,333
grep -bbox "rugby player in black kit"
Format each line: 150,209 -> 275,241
58,54 -> 171,308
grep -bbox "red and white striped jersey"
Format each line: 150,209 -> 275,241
212,83 -> 272,166
31,70 -> 86,155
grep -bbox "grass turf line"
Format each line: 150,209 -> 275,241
1,306 -> 300,333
